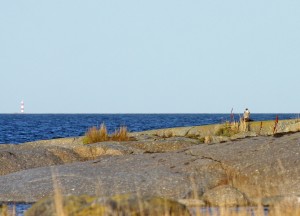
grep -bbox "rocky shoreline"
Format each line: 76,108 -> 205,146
1,119 -> 300,215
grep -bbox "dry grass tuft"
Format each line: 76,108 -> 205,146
83,123 -> 131,144
99,123 -> 109,141
1,204 -> 8,216
111,126 -> 130,142
51,168 -> 66,216
83,123 -> 109,144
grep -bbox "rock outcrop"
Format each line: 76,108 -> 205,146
0,146 -> 82,176
0,136 -> 200,176
1,131 -> 300,206
1,119 -> 300,212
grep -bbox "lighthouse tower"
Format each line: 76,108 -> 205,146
20,100 -> 24,113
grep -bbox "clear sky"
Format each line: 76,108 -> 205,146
1,1 -> 299,113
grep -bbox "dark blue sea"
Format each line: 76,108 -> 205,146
0,113 -> 298,215
1,113 -> 299,144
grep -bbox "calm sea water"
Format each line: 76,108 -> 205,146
0,113 -> 298,144
0,113 -> 298,215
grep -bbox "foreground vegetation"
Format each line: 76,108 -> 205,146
22,188 -> 300,216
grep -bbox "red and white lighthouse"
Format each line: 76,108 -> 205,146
20,100 -> 24,113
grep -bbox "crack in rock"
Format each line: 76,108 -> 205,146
197,155 -> 237,188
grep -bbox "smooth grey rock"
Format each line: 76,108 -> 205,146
186,133 -> 300,199
0,136 -> 200,177
0,146 -> 81,176
122,137 -> 200,153
72,142 -> 142,159
0,152 -> 226,203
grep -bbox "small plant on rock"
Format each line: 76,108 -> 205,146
111,126 -> 130,142
83,123 -> 109,144
215,122 -> 239,137
83,123 -> 132,144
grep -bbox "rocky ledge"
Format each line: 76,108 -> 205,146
1,119 -> 300,215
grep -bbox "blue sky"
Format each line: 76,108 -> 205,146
1,1 -> 299,113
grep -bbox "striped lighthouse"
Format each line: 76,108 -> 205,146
20,100 -> 24,113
